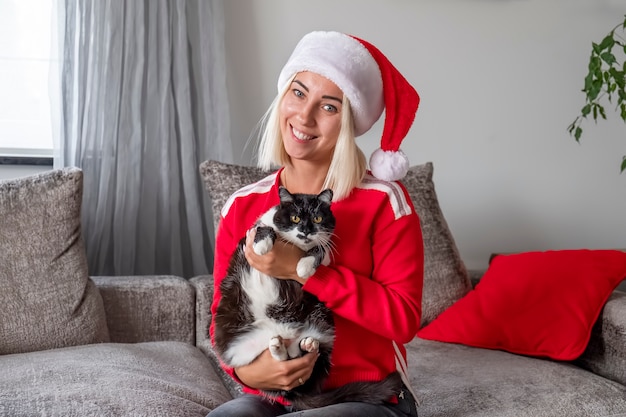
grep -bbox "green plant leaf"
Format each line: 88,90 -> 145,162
567,122 -> 575,134
589,80 -> 603,101
592,42 -> 601,54
599,34 -> 615,51
575,126 -> 582,142
589,55 -> 602,72
621,156 -> 626,173
610,68 -> 625,88
601,52 -> 617,66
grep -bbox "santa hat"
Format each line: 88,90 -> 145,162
277,31 -> 420,181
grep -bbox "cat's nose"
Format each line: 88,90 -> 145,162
297,233 -> 312,243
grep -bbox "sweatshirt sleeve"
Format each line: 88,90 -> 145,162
209,212 -> 240,381
303,185 -> 424,344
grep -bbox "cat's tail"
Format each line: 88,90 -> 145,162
284,371 -> 403,411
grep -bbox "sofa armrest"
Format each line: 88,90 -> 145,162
189,275 -> 213,348
190,275 -> 244,399
92,275 -> 195,344
576,290 -> 626,386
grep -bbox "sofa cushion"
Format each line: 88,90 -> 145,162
417,249 -> 626,360
576,290 -> 626,386
93,275 -> 196,343
0,341 -> 232,416
199,160 -> 471,326
199,160 -> 268,234
190,275 -> 246,399
401,162 -> 472,325
0,168 -> 109,355
409,338 -> 626,417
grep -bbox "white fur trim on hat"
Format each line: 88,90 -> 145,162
277,31 -> 384,137
369,148 -> 410,182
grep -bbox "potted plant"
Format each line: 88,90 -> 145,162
568,15 -> 626,173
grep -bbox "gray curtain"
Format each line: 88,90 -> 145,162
55,0 -> 231,277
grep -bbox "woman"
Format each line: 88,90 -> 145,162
208,30 -> 423,417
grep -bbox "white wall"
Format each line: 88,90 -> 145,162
223,0 -> 626,271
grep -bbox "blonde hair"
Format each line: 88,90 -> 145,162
256,79 -> 367,201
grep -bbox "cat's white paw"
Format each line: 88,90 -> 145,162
296,256 -> 316,279
269,336 -> 288,361
253,237 -> 273,256
299,337 -> 319,353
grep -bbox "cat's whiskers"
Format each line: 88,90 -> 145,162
316,232 -> 338,261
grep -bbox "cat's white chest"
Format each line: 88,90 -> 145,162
241,268 -> 280,320
222,269 -> 300,367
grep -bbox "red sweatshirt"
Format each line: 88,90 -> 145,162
210,168 -> 424,401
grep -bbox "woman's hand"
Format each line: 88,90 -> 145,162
234,348 -> 319,392
244,228 -> 305,282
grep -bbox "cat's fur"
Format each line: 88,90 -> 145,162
213,186 -> 402,410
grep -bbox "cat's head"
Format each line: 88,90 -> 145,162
273,187 -> 335,250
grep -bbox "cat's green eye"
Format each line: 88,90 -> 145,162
291,215 -> 301,224
312,216 -> 323,224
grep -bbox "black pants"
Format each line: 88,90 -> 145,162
207,385 -> 419,417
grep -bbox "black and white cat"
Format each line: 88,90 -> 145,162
213,186 -> 401,410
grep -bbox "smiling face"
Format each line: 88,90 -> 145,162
279,71 -> 344,166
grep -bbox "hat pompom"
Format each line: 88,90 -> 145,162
369,148 -> 409,182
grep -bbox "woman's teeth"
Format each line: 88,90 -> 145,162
293,127 -> 314,141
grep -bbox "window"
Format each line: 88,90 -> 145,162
0,0 -> 59,162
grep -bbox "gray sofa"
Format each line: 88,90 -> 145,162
0,275 -> 231,416
1,164 -> 625,417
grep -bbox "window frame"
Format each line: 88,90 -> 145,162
0,148 -> 53,167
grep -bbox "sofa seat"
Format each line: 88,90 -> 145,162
409,338 -> 626,417
0,341 -> 232,417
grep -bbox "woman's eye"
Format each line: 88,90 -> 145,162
291,215 -> 301,224
322,104 -> 337,113
312,216 -> 322,224
293,89 -> 304,98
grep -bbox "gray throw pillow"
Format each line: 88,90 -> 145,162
199,160 -> 270,234
0,168 -> 110,355
403,163 -> 472,325
199,160 -> 470,327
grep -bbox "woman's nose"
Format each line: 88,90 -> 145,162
297,103 -> 316,125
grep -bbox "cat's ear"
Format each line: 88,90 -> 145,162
318,189 -> 333,204
278,186 -> 294,203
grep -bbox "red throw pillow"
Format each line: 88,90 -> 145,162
417,249 -> 626,360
